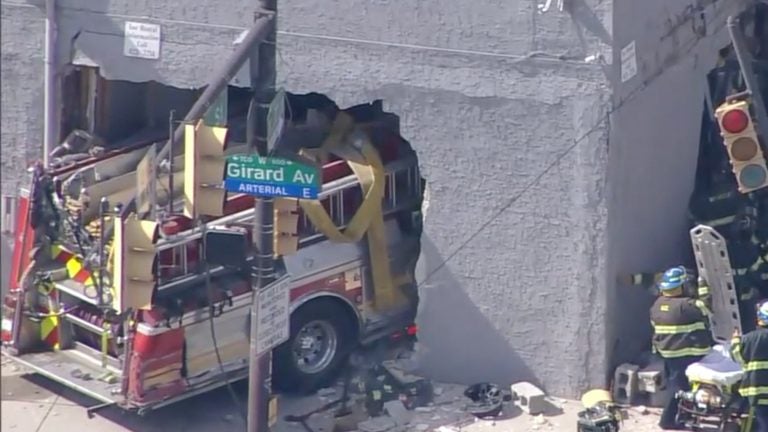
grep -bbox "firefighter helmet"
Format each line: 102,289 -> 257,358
659,266 -> 689,292
757,301 -> 768,326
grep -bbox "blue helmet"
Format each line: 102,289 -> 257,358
659,266 -> 689,292
758,301 -> 768,325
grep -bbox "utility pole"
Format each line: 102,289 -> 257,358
43,0 -> 58,168
247,0 -> 277,431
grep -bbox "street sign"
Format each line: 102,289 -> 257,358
225,154 -> 320,199
136,143 -> 157,219
255,275 -> 292,355
203,91 -> 228,127
225,179 -> 318,199
266,89 -> 287,153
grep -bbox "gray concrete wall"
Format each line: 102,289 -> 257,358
279,1 -> 613,396
606,0 -> 754,367
1,2 -> 44,195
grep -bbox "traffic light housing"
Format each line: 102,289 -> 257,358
715,99 -> 768,193
273,198 -> 299,257
184,120 -> 229,219
112,214 -> 159,311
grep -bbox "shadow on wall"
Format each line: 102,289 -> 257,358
412,236 -> 540,389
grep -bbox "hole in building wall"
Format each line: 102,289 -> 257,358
58,66 -> 252,160
281,92 -> 427,319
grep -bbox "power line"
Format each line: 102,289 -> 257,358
415,29 -> 708,287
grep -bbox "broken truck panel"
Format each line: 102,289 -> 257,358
1,95 -> 425,413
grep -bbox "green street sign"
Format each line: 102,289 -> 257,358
227,154 -> 319,186
203,91 -> 228,127
225,155 -> 320,199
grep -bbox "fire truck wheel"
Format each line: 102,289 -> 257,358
273,299 -> 356,394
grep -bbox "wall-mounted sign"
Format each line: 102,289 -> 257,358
621,40 -> 637,83
123,21 -> 161,60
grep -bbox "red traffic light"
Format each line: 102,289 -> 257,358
721,109 -> 750,134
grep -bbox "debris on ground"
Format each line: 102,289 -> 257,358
510,381 -> 547,415
463,382 -> 504,418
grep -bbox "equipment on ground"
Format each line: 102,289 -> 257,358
577,389 -> 621,432
675,345 -> 747,431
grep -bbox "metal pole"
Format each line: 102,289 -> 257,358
167,110 -> 175,215
247,1 -> 277,431
94,13 -> 275,263
43,0 -> 59,168
156,13 -> 274,163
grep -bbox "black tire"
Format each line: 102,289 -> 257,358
273,299 -> 356,394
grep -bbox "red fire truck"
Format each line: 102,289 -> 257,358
0,98 -> 424,415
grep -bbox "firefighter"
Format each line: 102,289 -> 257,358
731,301 -> 768,432
651,266 -> 714,430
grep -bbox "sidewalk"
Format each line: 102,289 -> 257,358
1,354 -> 666,432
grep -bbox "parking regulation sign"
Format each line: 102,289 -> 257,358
255,275 -> 292,355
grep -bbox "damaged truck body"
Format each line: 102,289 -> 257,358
0,20 -> 425,412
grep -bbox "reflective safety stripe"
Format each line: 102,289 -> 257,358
740,387 -> 768,397
697,286 -> 710,296
655,346 -> 712,358
731,337 -> 746,365
700,215 -> 737,226
652,321 -> 706,334
745,361 -> 768,372
694,300 -> 712,317
736,268 -> 749,276
51,243 -> 96,287
751,257 -> 766,272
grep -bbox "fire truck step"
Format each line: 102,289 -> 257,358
1,348 -> 120,404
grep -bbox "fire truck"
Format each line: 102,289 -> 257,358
0,95 -> 424,415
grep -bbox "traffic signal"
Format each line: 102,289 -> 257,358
715,99 -> 768,193
183,120 -> 229,219
113,214 -> 159,311
273,198 -> 299,257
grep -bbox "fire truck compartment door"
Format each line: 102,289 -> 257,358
182,291 -> 251,379
690,224 -> 742,344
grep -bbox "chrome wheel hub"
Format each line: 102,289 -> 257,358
292,320 -> 338,374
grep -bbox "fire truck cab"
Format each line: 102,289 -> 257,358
1,96 -> 425,413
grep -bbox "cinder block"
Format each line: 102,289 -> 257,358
638,360 -> 665,393
613,363 -> 639,405
510,381 -> 547,415
384,400 -> 413,425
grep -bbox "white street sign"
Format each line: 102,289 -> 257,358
123,21 -> 161,60
255,275 -> 292,355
